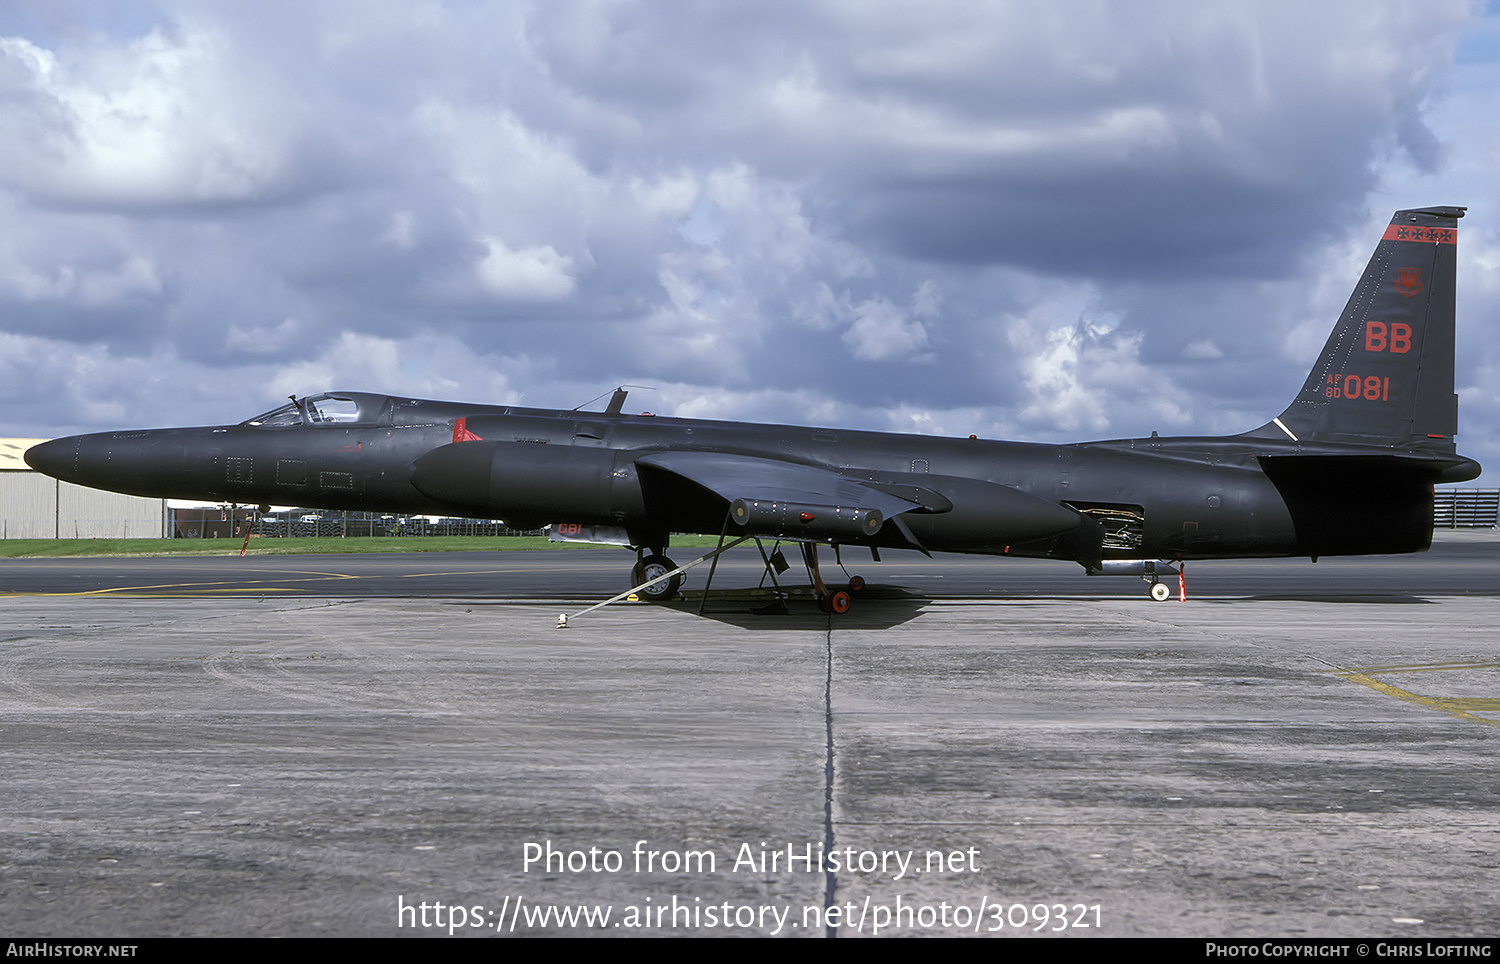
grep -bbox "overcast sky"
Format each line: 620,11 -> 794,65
2,1 -> 1496,483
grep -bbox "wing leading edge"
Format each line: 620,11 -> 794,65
635,450 -> 925,543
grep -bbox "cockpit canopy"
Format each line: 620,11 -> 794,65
242,392 -> 387,428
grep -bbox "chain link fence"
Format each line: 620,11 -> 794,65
1433,489 -> 1499,528
169,508 -> 544,539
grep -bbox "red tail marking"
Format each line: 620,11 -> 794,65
1382,225 -> 1456,244
1395,267 -> 1423,298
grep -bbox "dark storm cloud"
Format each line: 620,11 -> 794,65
520,1 -> 1457,277
0,0 -> 1490,486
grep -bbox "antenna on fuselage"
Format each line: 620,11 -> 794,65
573,385 -> 657,415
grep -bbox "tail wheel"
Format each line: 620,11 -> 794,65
637,554 -> 681,602
1149,582 -> 1171,602
829,590 -> 852,614
848,575 -> 866,592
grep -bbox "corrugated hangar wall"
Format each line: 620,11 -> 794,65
0,439 -> 169,539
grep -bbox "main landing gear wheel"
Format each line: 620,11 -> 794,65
1149,582 -> 1171,602
817,589 -> 853,614
635,554 -> 681,602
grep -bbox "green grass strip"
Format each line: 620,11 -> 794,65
0,534 -> 727,558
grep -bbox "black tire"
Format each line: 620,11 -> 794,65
637,554 -> 681,602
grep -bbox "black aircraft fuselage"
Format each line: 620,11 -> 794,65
24,207 -> 1483,602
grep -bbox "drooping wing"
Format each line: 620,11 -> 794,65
635,451 -> 920,516
634,450 -> 929,545
633,449 -> 912,512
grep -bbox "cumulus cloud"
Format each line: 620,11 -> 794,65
842,292 -> 933,363
0,28 -> 299,206
0,251 -> 160,306
1006,298 -> 1190,435
476,237 -> 576,300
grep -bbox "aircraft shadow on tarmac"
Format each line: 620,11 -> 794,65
671,584 -> 932,630
443,585 -> 932,628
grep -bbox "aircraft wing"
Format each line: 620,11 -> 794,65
635,451 -> 922,515
634,450 -> 929,543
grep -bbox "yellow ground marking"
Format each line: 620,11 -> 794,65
1333,663 -> 1500,729
1335,660 -> 1500,673
3,569 -> 361,597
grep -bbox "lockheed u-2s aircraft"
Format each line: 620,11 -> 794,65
24,207 -> 1482,613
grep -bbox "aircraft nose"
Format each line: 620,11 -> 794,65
23,436 -> 81,481
23,430 -> 191,497
44,427 -> 230,499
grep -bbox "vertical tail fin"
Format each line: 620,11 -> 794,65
1249,206 -> 1465,447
